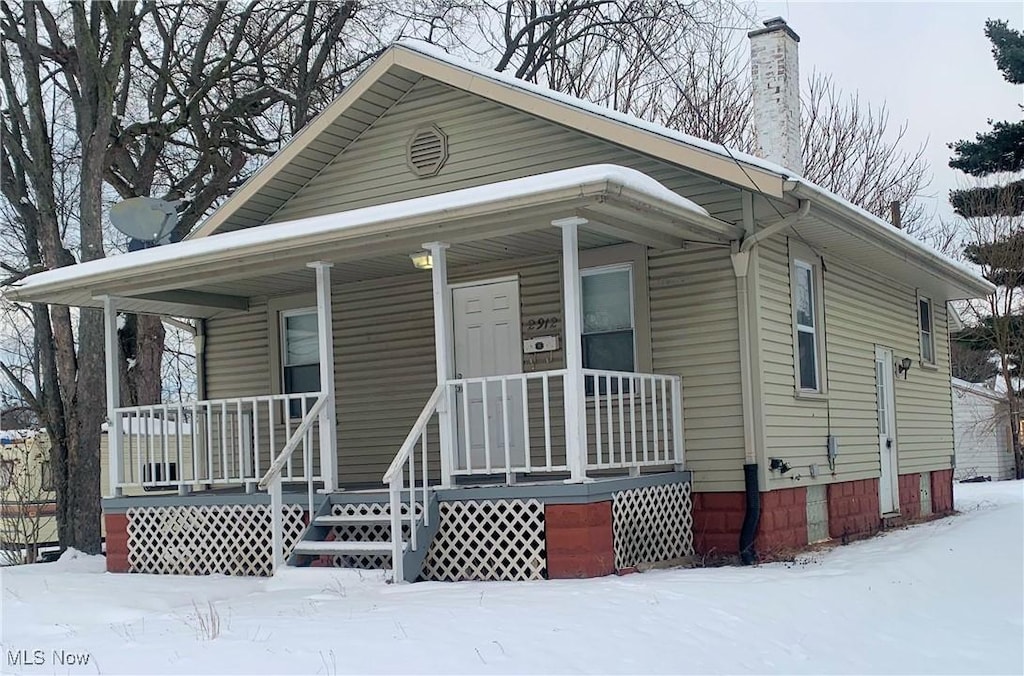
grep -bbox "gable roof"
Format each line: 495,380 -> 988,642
182,40 -> 992,301
190,40 -> 787,239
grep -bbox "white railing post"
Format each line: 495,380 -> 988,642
389,476 -> 405,583
270,474 -> 284,572
672,376 -> 685,470
554,218 -> 588,482
308,261 -> 338,492
101,295 -> 123,497
425,241 -> 455,488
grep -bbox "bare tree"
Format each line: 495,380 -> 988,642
950,184 -> 1023,478
0,1 -> 455,553
801,72 -> 930,233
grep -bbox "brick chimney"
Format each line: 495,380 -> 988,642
749,17 -> 802,174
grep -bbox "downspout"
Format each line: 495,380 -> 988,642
732,199 -> 810,564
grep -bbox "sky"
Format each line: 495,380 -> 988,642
756,1 -> 1023,224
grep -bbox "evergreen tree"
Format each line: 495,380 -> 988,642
949,18 -> 1024,478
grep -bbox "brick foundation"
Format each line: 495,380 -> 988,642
104,513 -> 129,573
692,492 -> 746,555
826,478 -> 880,541
898,473 -> 922,521
692,486 -> 808,557
758,487 -> 808,552
931,469 -> 954,514
544,502 -> 615,579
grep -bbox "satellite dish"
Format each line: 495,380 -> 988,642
110,197 -> 180,246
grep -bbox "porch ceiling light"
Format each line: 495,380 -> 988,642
410,250 -> 433,270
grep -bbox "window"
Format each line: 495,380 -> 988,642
1,460 -> 13,489
581,265 -> 635,394
918,296 -> 935,364
281,308 -> 321,417
40,461 -> 53,492
793,258 -> 823,392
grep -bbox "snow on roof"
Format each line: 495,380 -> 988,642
952,378 -> 1008,402
8,165 -> 707,296
396,40 -> 993,296
398,39 -> 794,178
788,178 -> 992,292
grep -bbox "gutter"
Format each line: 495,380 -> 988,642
787,181 -> 994,299
7,174 -> 735,306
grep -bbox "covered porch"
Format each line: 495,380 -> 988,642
10,165 -> 736,579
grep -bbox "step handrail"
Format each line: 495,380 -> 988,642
382,384 -> 444,582
258,394 -> 329,490
259,393 -> 328,574
382,384 -> 444,482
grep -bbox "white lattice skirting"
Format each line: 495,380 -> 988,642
612,481 -> 694,569
421,499 -> 546,582
126,504 -> 305,576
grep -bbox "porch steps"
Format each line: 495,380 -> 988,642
292,541 -> 405,556
312,513 -> 391,526
286,489 -> 441,582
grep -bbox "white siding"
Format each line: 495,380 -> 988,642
952,385 -> 1014,481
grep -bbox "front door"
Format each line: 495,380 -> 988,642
452,279 -> 525,472
875,346 -> 900,514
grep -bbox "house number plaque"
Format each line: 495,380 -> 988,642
524,314 -> 561,335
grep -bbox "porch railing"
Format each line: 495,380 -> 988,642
110,392 -> 324,494
381,367 -> 685,582
444,368 -> 684,479
582,369 -> 684,473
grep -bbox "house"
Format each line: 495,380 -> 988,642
951,378 -> 1015,481
3,19 -> 993,580
0,430 -> 57,562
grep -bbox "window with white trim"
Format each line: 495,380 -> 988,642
581,264 -> 635,394
793,258 -> 822,392
280,308 -> 321,417
918,296 -> 935,364
0,460 -> 13,489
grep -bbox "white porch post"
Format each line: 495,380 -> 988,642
424,242 -> 455,488
101,295 -> 123,498
308,261 -> 338,492
554,217 -> 588,483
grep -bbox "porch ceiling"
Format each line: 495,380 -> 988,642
6,165 -> 741,319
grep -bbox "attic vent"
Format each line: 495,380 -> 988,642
407,125 -> 448,177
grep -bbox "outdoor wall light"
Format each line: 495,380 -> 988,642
897,357 -> 912,379
409,250 -> 433,270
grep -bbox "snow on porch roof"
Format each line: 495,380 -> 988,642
3,164 -> 722,312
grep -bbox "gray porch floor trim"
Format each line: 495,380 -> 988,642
436,470 -> 691,504
102,471 -> 692,512
103,489 -> 328,513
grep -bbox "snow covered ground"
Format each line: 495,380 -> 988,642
2,481 -> 1022,675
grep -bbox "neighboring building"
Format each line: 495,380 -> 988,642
0,430 -> 57,562
3,20 -> 993,580
951,379 -> 1015,481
